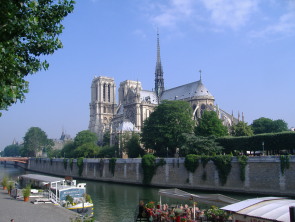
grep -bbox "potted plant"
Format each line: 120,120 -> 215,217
22,185 -> 31,202
1,176 -> 8,190
65,194 -> 74,207
7,181 -> 15,195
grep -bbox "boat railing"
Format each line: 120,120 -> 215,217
48,189 -> 60,204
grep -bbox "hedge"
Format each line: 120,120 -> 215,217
216,132 -> 295,154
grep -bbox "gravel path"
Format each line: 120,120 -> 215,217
0,189 -> 81,222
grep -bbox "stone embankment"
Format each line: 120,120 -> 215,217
17,156 -> 295,197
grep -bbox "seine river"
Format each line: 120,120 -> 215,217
0,164 -> 259,221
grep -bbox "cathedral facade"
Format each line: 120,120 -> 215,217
89,34 -> 238,144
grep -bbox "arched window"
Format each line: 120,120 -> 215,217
108,84 -> 111,102
103,84 -> 106,101
201,104 -> 206,115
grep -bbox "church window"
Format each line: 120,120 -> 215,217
108,84 -> 111,102
104,106 -> 106,113
103,84 -> 106,101
95,86 -> 98,101
201,104 -> 206,116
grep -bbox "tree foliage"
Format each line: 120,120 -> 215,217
141,100 -> 195,157
231,121 -> 253,137
74,130 -> 98,147
74,142 -> 100,158
251,117 -> 288,134
3,144 -> 21,157
180,133 -> 223,156
216,132 -> 295,155
125,133 -> 145,158
23,127 -> 53,157
195,111 -> 228,137
0,0 -> 75,114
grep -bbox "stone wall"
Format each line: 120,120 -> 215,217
27,156 -> 295,197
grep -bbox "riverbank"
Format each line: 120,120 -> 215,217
0,188 -> 80,222
23,156 -> 295,198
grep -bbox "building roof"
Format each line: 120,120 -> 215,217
116,120 -> 139,132
221,197 -> 295,222
161,80 -> 214,101
140,90 -> 158,104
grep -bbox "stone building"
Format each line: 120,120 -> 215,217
89,33 -> 239,145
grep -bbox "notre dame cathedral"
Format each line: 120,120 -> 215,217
88,34 -> 239,145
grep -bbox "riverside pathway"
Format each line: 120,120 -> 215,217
0,189 -> 80,222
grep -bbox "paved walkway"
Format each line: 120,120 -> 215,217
0,189 -> 80,222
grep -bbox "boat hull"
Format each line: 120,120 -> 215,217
67,203 -> 94,217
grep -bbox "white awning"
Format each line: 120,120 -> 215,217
158,188 -> 238,207
221,197 -> 295,222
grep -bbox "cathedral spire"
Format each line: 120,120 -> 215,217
155,30 -> 164,99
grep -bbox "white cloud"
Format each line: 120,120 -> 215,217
133,29 -> 147,39
200,0 -> 258,29
147,0 -> 195,27
250,12 -> 295,38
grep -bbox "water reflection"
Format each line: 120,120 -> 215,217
0,165 -> 259,222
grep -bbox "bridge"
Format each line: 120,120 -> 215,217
0,157 -> 29,164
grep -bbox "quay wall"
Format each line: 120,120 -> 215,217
27,156 -> 295,197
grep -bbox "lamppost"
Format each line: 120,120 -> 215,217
166,147 -> 168,158
262,141 -> 265,156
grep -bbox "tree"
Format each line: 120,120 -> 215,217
102,130 -> 110,146
231,121 -> 253,137
126,133 -> 145,158
251,117 -> 288,134
180,133 -> 223,156
74,130 -> 98,147
141,100 -> 195,157
195,111 -> 228,137
23,127 -> 53,157
74,142 -> 100,158
61,141 -> 75,157
272,119 -> 288,132
0,0 -> 75,115
3,144 -> 21,157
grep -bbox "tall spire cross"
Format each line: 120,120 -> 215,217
199,70 -> 202,81
155,30 -> 164,99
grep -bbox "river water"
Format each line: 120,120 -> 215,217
0,164 -> 259,222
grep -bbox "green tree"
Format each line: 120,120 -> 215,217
3,144 -> 21,156
231,121 -> 253,136
251,117 -> 288,134
141,100 -> 195,157
272,119 -> 288,133
195,111 -> 228,137
23,127 -> 53,157
99,145 -> 117,158
61,141 -> 75,157
126,133 -> 145,158
74,130 -> 98,147
0,0 -> 75,115
74,142 -> 100,158
102,131 -> 110,146
180,134 -> 223,156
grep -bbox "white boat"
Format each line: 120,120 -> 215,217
18,174 -> 93,217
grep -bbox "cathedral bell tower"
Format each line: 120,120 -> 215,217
154,32 -> 164,100
89,76 -> 116,143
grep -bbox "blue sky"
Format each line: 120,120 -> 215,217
1,0 -> 295,150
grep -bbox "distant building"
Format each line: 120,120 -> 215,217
89,33 -> 239,145
52,130 -> 72,150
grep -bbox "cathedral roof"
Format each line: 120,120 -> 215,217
161,80 -> 214,101
116,120 -> 139,132
140,90 -> 158,104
